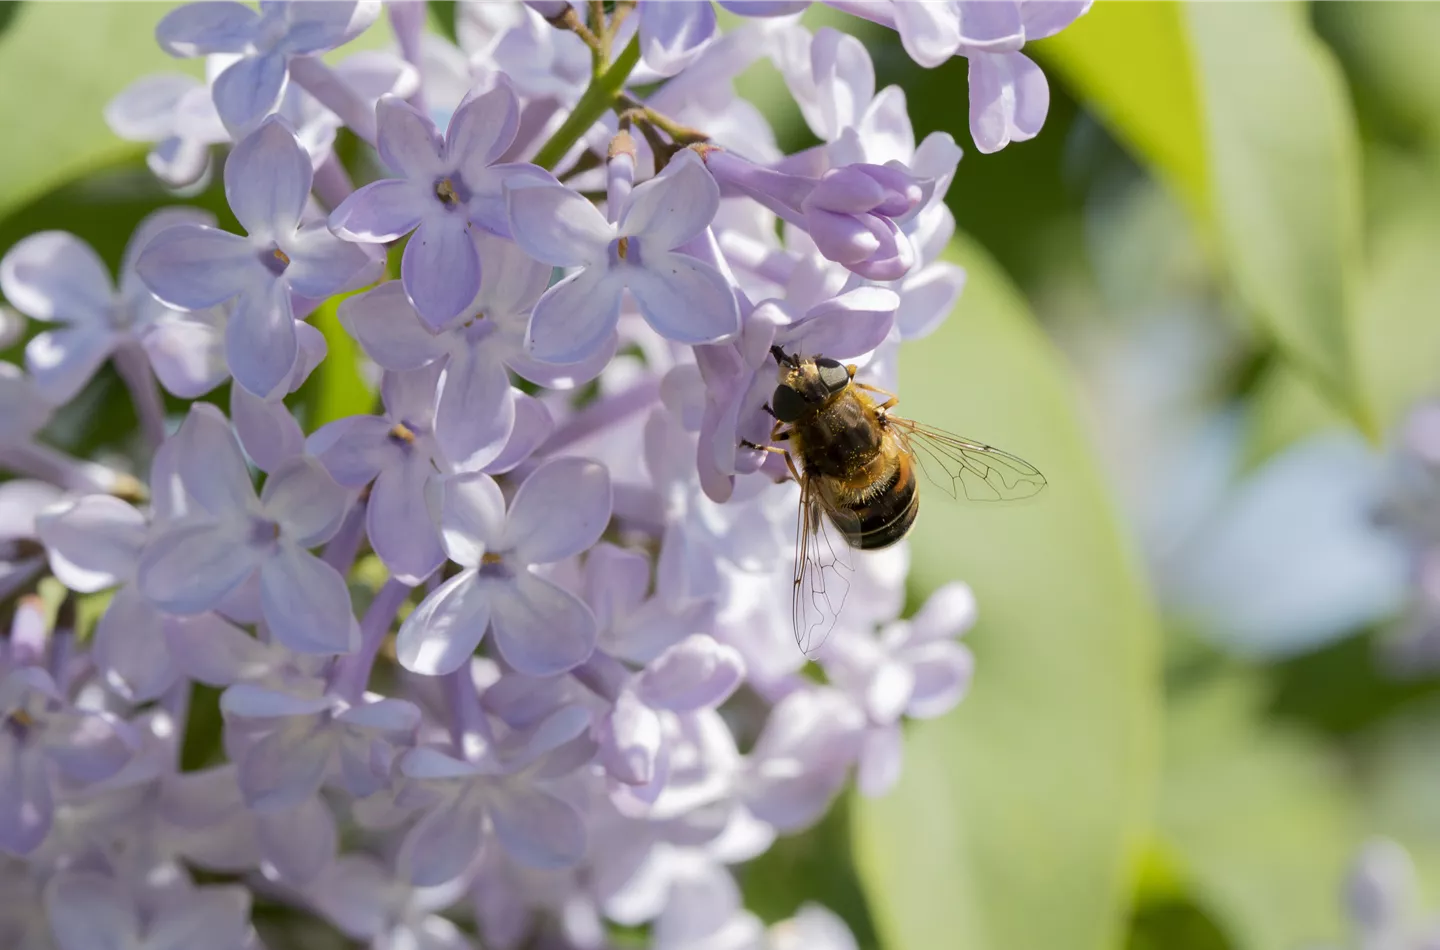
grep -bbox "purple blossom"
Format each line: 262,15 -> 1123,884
507,148 -> 741,363
155,0 -> 381,134
0,211 -> 228,404
329,86 -> 553,328
136,404 -> 359,655
136,116 -> 376,398
44,872 -> 253,950
396,456 -> 611,677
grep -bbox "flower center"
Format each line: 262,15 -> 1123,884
4,708 -> 35,741
616,236 -> 630,260
477,550 -> 513,580
247,517 -> 283,548
388,422 -> 417,445
434,176 -> 469,208
260,245 -> 291,276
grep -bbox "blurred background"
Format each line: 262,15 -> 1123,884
5,2 -> 1440,949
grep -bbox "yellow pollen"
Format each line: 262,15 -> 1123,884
436,178 -> 460,206
272,247 -> 291,266
480,552 -> 504,565
9,709 -> 34,729
389,423 -> 416,444
616,236 -> 630,260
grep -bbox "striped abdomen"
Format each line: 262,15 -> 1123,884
827,450 -> 919,550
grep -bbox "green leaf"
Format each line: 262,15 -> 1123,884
0,3 -> 198,222
1159,671 -> 1358,950
293,289 -> 376,429
1036,3 -> 1368,434
851,235 -> 1162,950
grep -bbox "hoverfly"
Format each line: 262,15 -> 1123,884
743,345 -> 1047,652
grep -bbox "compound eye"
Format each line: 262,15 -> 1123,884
815,358 -> 850,395
771,384 -> 805,423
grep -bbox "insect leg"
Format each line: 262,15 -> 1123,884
769,420 -> 791,442
853,381 -> 899,412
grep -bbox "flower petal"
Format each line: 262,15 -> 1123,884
637,0 -> 716,76
281,0 -> 382,53
446,81 -> 520,173
398,795 -> 486,886
504,456 -> 611,564
787,286 -> 898,359
376,94 -> 444,179
505,183 -> 613,268
369,452 -> 445,584
483,392 -> 554,474
155,1 -> 259,56
329,177 -> 427,243
489,571 -> 596,677
338,280 -> 446,370
137,224 -> 260,310
0,734 -> 53,855
259,543 -> 361,655
526,266 -> 623,365
138,517 -> 260,615
896,260 -> 965,341
146,885 -> 252,950
173,402 -> 259,517
891,0 -> 962,67
142,310 -> 229,397
635,634 -> 745,712
164,612 -> 273,686
905,641 -> 974,719
954,0 -> 1026,50
35,495 -> 146,592
212,52 -> 290,136
967,50 -> 1049,154
44,873 -> 139,950
625,251 -> 740,346
283,223 -> 374,299
0,231 -> 113,325
25,326 -> 117,405
489,785 -> 586,869
395,570 -> 493,675
106,73 -> 198,140
231,384 -> 305,474
435,346 -> 514,470
237,724 -> 333,811
262,455 -> 350,546
436,471 -> 506,567
93,586 -> 177,702
228,118 -> 312,240
255,797 -> 336,884
307,414 -> 396,487
618,150 -> 719,250
402,217 -> 481,329
227,280 -> 297,399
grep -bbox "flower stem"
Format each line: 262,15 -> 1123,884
312,155 -> 356,211
112,343 -> 167,451
531,34 -> 641,171
332,577 -> 412,700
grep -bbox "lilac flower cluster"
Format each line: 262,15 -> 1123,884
0,1 -> 1086,946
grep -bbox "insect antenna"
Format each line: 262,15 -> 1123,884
770,345 -> 798,368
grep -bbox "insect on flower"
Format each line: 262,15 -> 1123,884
744,345 -> 1047,652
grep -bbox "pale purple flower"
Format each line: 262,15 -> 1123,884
36,494 -> 257,703
155,0 -> 381,134
507,148 -> 741,363
308,853 -> 476,950
0,210 -> 228,404
104,72 -> 222,189
395,705 -> 593,884
0,364 -> 50,450
769,904 -> 859,950
221,678 -> 420,810
396,456 -> 611,677
44,872 -> 253,950
0,666 -> 136,855
820,582 -> 976,795
136,116 -> 375,398
0,481 -> 63,605
136,404 -> 360,655
328,86 -> 552,328
636,0 -> 718,76
739,686 -> 864,832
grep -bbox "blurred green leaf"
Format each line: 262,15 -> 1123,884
294,290 -> 376,429
851,235 -> 1162,950
1160,672 -> 1358,950
0,2 -> 197,222
1038,3 -> 1369,435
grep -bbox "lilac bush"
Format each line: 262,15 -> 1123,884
0,1 -> 1088,947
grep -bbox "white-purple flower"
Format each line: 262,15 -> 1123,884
396,456 -> 611,677
507,148 -> 741,364
136,116 -> 375,398
329,86 -> 551,328
155,0 -> 381,134
136,404 -> 360,655
44,872 -> 254,950
0,210 -> 228,404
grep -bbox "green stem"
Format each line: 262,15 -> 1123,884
532,35 -> 642,172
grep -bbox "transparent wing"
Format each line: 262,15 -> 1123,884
888,415 -> 1047,502
792,475 -> 856,655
